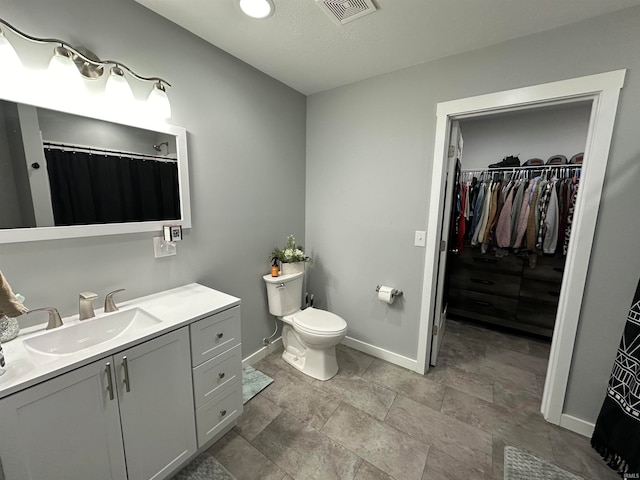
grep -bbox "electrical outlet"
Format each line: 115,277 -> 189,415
414,230 -> 426,247
153,237 -> 176,258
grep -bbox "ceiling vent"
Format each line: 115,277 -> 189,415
316,0 -> 377,25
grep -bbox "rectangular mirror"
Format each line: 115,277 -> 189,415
0,99 -> 190,244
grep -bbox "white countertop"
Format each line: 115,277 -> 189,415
0,283 -> 240,400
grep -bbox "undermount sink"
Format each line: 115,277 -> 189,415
23,308 -> 162,361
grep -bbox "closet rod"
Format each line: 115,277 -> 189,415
461,164 -> 581,173
42,141 -> 178,163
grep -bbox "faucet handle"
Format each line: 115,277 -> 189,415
105,289 -> 125,313
27,307 -> 63,330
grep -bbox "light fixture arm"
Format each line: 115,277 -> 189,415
0,17 -> 171,87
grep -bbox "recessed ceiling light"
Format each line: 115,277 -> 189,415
238,0 -> 274,19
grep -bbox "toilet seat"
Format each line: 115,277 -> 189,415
292,308 -> 346,336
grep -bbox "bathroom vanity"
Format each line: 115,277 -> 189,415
0,284 -> 242,480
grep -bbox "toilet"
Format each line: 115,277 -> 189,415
263,271 -> 347,381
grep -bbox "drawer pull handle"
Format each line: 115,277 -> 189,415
548,290 -> 560,297
473,257 -> 497,264
105,362 -> 115,401
218,372 -> 225,379
122,356 -> 131,393
217,332 -> 224,339
470,278 -> 495,285
470,299 -> 492,307
220,409 -> 227,416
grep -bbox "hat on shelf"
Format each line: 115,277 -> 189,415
546,154 -> 567,165
488,155 -> 520,168
569,152 -> 584,164
522,158 -> 544,167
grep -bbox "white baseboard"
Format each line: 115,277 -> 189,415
341,336 -> 419,371
559,413 -> 595,438
242,337 -> 283,367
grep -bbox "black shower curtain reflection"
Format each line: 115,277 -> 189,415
45,149 -> 180,226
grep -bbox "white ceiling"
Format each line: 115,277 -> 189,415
135,0 -> 640,95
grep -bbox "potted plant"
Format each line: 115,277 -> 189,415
270,235 -> 312,275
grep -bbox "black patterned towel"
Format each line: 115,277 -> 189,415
591,277 -> 640,476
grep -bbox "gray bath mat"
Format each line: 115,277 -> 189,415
242,365 -> 273,404
504,446 -> 584,480
173,452 -> 236,480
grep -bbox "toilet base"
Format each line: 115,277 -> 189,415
281,325 -> 340,381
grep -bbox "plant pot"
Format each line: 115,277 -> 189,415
0,316 -> 20,342
281,262 -> 305,275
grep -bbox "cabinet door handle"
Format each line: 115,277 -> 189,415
470,277 -> 495,285
473,257 -> 497,264
553,267 -> 564,273
218,372 -> 225,379
122,356 -> 131,393
105,362 -> 115,401
470,299 -> 492,307
216,332 -> 224,339
548,290 -> 560,297
220,409 -> 227,417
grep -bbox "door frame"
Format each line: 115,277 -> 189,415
416,70 -> 626,430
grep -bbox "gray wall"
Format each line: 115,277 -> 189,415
0,0 -> 306,356
306,6 -> 640,423
459,103 -> 592,170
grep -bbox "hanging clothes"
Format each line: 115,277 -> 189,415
495,186 -> 514,248
542,181 -> 559,254
563,181 -> 579,255
513,181 -> 533,249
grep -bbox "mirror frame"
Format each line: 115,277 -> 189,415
0,86 -> 191,244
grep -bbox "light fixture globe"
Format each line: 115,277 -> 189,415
0,29 -> 22,71
48,45 -> 86,98
105,66 -> 135,104
239,0 -> 275,19
147,81 -> 171,119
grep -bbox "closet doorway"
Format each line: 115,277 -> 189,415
416,70 -> 626,434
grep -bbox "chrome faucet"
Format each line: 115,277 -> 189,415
104,289 -> 125,313
27,307 -> 63,330
79,292 -> 98,320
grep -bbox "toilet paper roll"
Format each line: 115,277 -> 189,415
378,286 -> 395,305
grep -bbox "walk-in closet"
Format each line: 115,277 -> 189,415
442,102 -> 592,339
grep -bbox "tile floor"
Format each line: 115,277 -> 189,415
207,318 -> 618,480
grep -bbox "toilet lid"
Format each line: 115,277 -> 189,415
292,308 -> 346,335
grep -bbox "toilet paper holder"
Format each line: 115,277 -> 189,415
375,285 -> 403,298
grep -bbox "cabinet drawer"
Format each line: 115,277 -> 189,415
190,306 -> 241,366
193,344 -> 242,409
195,382 -> 242,448
449,270 -> 520,298
448,288 -> 518,321
453,248 -> 523,275
523,256 -> 564,283
519,278 -> 561,304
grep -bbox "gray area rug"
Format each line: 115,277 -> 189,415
504,446 -> 584,480
242,365 -> 273,404
173,453 -> 236,480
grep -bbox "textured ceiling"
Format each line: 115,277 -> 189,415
134,0 -> 640,95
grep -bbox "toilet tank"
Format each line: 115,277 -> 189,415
263,272 -> 304,316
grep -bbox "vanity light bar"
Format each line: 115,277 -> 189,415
0,18 -> 171,95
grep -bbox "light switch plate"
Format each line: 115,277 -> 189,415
153,237 -> 176,258
414,230 -> 426,247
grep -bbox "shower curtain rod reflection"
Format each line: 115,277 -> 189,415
42,141 -> 178,163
